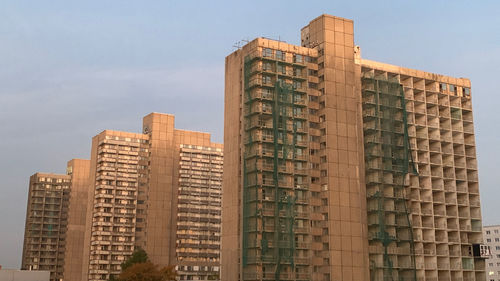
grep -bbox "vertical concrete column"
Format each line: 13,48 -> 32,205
64,159 -> 91,281
143,113 -> 177,266
306,15 -> 370,281
221,50 -> 244,281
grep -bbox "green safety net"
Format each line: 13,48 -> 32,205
242,54 -> 302,281
362,74 -> 418,281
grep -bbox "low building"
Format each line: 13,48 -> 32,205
0,269 -> 50,281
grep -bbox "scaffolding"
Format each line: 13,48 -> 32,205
362,73 -> 418,281
242,51 -> 308,281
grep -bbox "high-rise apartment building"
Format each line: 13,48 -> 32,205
360,60 -> 485,281
222,14 -> 486,281
21,173 -> 71,281
82,130 -> 150,281
483,225 -> 500,281
21,160 -> 91,281
82,113 -> 223,281
176,144 -> 223,280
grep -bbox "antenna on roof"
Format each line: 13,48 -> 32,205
233,39 -> 250,50
261,36 -> 287,43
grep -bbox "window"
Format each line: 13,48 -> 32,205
263,75 -> 272,85
487,239 -> 492,242
294,54 -> 303,63
262,88 -> 273,99
496,229 -> 499,234
440,83 -> 447,92
277,64 -> 284,74
495,246 -> 500,250
294,93 -> 304,103
276,50 -> 284,60
305,56 -> 317,63
262,48 -> 272,58
496,238 -> 499,242
294,67 -> 302,77
449,84 -> 455,93
487,230 -> 491,234
263,62 -> 272,71
464,87 -> 471,96
293,107 -> 303,117
309,95 -> 319,102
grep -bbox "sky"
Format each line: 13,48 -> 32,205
1,0 -> 499,269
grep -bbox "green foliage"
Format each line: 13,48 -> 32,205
121,247 -> 149,271
109,248 -> 177,281
118,262 -> 177,281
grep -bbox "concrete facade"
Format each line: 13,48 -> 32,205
484,225 -> 500,281
222,14 -> 485,281
21,161 -> 92,281
63,159 -> 91,281
21,173 -> 71,281
360,59 -> 484,281
82,130 -> 150,281
176,144 -> 223,280
22,113 -> 223,281
80,113 -> 223,281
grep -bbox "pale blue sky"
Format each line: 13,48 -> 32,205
1,0 -> 499,268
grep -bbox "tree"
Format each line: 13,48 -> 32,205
118,262 -> 176,281
121,247 -> 149,271
111,248 -> 177,281
159,265 -> 177,281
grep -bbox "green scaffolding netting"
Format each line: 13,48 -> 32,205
362,75 -> 418,281
242,54 -> 302,281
